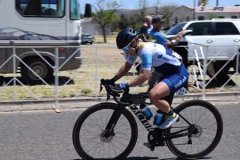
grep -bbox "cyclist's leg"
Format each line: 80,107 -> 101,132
149,81 -> 171,113
164,94 -> 174,106
149,81 -> 179,129
149,65 -> 188,129
148,69 -> 163,92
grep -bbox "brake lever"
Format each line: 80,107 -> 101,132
100,79 -> 111,101
100,79 -> 125,102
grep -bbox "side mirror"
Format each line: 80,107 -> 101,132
84,3 -> 92,17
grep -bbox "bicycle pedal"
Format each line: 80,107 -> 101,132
143,142 -> 155,151
155,141 -> 165,146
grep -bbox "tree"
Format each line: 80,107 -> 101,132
158,4 -> 177,29
92,0 -> 120,43
198,0 -> 209,6
138,0 -> 148,17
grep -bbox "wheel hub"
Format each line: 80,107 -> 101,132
191,125 -> 202,138
100,130 -> 114,143
29,63 -> 47,80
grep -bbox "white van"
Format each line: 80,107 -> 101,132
0,0 -> 91,84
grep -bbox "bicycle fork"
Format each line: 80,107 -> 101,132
101,106 -> 125,138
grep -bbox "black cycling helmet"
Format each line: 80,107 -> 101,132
116,28 -> 138,49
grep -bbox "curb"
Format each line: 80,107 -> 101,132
0,92 -> 239,112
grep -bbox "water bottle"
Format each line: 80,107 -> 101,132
153,111 -> 164,127
140,104 -> 152,120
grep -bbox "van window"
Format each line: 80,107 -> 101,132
16,0 -> 65,17
187,22 -> 212,35
70,0 -> 80,20
215,22 -> 240,35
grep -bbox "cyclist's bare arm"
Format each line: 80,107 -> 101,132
112,62 -> 133,82
129,69 -> 151,87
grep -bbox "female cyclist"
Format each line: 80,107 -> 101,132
106,28 -> 189,129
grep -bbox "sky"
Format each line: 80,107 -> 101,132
79,0 -> 240,12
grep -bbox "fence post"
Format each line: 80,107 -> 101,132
53,47 -> 61,112
13,47 -> 17,101
201,46 -> 207,100
95,46 -> 99,98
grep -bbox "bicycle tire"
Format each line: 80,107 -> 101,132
73,102 -> 138,160
166,100 -> 223,159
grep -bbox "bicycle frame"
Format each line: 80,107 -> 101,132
103,96 -> 195,144
100,79 -> 195,143
128,104 -> 154,132
126,96 -> 196,141
73,79 -> 223,159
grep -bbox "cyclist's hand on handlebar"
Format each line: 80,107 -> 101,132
104,78 -> 115,85
100,79 -> 129,96
110,83 -> 129,93
116,83 -> 129,90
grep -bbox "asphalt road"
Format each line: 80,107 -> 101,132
0,104 -> 239,160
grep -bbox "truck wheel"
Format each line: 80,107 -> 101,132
21,57 -> 53,84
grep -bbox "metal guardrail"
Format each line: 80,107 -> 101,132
0,43 -> 239,108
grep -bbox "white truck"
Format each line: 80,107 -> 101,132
0,0 -> 91,84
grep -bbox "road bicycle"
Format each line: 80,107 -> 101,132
73,79 -> 223,160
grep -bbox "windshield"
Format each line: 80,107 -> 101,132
70,0 -> 81,19
166,22 -> 187,35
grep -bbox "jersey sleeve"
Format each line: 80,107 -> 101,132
140,52 -> 152,71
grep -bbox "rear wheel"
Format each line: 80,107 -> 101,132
73,102 -> 138,160
166,100 -> 223,159
21,57 -> 53,84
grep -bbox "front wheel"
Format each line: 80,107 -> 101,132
73,102 -> 138,160
166,100 -> 223,159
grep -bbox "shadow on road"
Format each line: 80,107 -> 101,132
73,156 -> 212,160
73,157 -> 179,160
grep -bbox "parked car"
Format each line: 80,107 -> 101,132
81,33 -> 94,44
166,19 -> 240,64
166,19 -> 240,86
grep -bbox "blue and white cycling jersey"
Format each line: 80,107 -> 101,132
125,42 -> 181,75
125,42 -> 188,95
